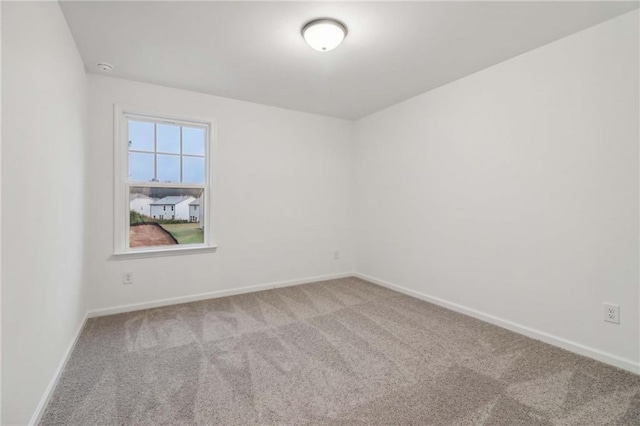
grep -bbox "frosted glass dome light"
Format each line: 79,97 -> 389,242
302,19 -> 347,52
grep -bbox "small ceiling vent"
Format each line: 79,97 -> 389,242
97,63 -> 114,72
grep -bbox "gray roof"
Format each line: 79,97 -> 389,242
189,199 -> 201,206
129,193 -> 153,201
150,196 -> 193,206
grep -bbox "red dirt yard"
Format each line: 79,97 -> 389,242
129,223 -> 177,247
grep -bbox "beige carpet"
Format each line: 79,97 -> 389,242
41,277 -> 640,425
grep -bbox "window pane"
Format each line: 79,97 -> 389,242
182,127 -> 205,156
129,187 -> 204,248
157,154 -> 180,182
182,156 -> 205,184
157,124 -> 180,154
128,120 -> 154,152
129,152 -> 154,182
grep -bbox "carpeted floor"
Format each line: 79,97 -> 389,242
41,277 -> 640,425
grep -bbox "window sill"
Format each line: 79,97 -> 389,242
111,245 -> 217,260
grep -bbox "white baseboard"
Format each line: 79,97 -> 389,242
87,271 -> 355,318
29,312 -> 89,426
355,272 -> 640,375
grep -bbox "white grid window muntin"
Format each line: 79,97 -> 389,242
126,116 -> 207,184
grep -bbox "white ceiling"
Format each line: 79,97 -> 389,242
60,1 -> 638,120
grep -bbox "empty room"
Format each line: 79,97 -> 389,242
2,0 -> 640,424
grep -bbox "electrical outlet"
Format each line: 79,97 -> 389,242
334,251 -> 340,260
603,303 -> 619,324
123,272 -> 133,285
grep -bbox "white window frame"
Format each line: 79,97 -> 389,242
113,105 -> 217,258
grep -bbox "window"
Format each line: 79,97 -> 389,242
114,107 -> 215,256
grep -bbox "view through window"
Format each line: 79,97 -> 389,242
126,117 -> 209,249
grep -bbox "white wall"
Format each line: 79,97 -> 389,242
354,11 -> 639,368
175,199 -> 192,221
0,2 -> 4,423
86,75 -> 353,312
130,196 -> 153,217
1,2 -> 88,424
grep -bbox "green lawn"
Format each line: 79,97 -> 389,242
160,223 -> 204,244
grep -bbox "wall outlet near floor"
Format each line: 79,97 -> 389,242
123,272 -> 133,285
603,303 -> 619,324
334,251 -> 340,260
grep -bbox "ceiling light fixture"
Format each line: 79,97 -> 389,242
301,18 -> 347,52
